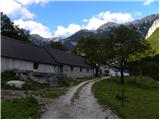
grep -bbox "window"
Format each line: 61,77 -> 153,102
71,66 -> 74,71
87,68 -> 89,72
80,67 -> 82,72
33,62 -> 39,69
59,65 -> 63,73
54,65 -> 57,70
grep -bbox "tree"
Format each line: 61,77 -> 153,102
50,41 -> 67,51
128,54 -> 159,81
102,25 -> 150,106
74,36 -> 105,76
1,12 -> 31,42
127,39 -> 155,80
106,25 -> 150,85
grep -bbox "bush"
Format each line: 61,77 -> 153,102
62,77 -> 82,86
22,79 -> 49,90
1,97 -> 40,119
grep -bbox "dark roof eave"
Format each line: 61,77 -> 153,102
57,62 -> 93,68
1,55 -> 57,65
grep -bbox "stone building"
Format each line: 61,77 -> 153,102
46,48 -> 94,79
1,36 -> 57,74
1,36 -> 94,83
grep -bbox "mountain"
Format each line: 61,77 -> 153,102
146,28 -> 159,55
62,14 -> 158,49
126,14 -> 159,37
31,34 -> 63,47
97,22 -> 119,31
63,29 -> 97,49
31,34 -> 67,50
145,19 -> 159,39
30,14 -> 158,50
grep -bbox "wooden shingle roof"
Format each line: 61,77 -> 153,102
1,36 -> 57,65
46,47 -> 91,68
1,36 -> 92,68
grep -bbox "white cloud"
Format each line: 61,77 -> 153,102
0,0 -> 51,38
83,11 -> 134,30
16,0 -> 48,6
14,19 -> 53,38
0,1 -> 135,38
54,24 -> 81,37
134,11 -> 142,17
82,19 -> 88,22
54,11 -> 134,37
0,0 -> 48,19
143,0 -> 156,5
83,17 -> 106,30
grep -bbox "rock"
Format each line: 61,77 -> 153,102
6,80 -> 25,89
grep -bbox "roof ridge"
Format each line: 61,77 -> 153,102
47,46 -> 85,59
1,35 -> 42,49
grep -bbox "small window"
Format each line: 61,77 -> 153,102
54,65 -> 56,70
33,62 -> 39,69
71,66 -> 74,71
87,68 -> 89,72
80,67 -> 82,72
59,65 -> 63,73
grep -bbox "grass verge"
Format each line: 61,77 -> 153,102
1,97 -> 40,119
92,76 -> 159,119
33,87 -> 68,99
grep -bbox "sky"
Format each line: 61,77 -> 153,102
0,0 -> 159,38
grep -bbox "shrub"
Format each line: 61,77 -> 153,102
62,77 -> 82,86
22,79 -> 49,90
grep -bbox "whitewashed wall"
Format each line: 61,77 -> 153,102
1,57 -> 32,72
33,64 -> 56,73
61,65 -> 94,79
1,57 -> 56,73
100,65 -> 129,77
1,57 -> 94,79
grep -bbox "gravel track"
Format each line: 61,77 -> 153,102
41,77 -> 118,119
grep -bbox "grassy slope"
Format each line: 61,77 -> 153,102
146,28 -> 159,54
92,76 -> 159,119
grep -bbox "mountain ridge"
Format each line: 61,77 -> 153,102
62,14 -> 158,49
31,14 -> 159,50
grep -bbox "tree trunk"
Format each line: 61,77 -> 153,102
110,78 -> 113,91
120,61 -> 124,84
134,76 -> 137,83
25,78 -> 29,98
120,60 -> 125,106
95,66 -> 99,77
139,67 -> 142,80
121,85 -> 125,106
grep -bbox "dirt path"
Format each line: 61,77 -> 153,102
41,77 -> 118,119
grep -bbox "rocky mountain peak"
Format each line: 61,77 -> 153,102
145,19 -> 159,39
97,22 -> 119,31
